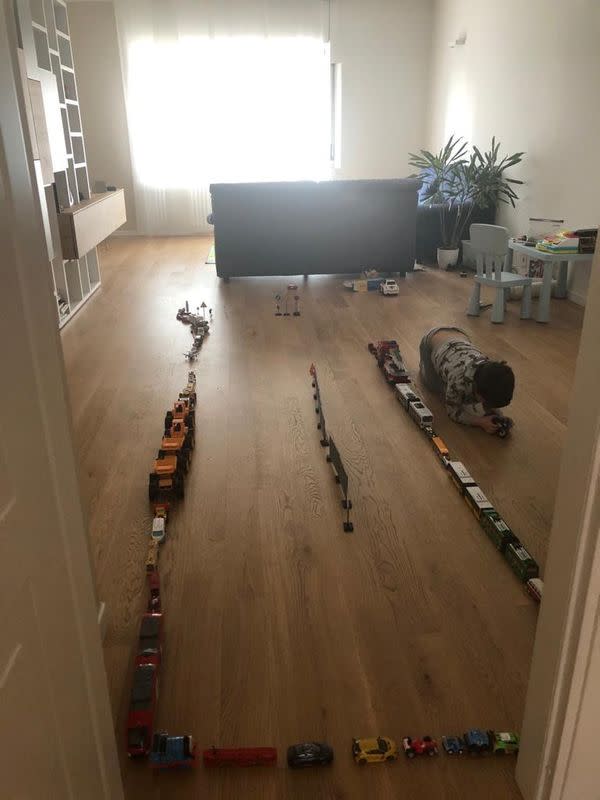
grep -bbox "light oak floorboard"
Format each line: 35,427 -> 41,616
61,238 -> 583,799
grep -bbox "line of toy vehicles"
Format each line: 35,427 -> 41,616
368,340 -> 543,603
127,731 -> 520,770
126,371 -> 198,765
177,301 -> 210,361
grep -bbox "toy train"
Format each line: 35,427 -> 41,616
368,340 -> 543,599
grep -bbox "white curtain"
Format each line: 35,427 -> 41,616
114,0 -> 331,234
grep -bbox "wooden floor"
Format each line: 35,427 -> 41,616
61,237 -> 584,800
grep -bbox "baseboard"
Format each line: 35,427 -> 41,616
568,289 -> 587,307
97,601 -> 108,640
109,229 -> 214,238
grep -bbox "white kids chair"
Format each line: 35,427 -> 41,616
466,224 -> 533,324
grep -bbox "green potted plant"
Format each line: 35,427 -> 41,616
409,137 -> 524,270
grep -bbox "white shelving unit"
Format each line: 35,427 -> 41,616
19,0 -> 107,328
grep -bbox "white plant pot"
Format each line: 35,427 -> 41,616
437,248 -> 460,270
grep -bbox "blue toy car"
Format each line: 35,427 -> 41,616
441,735 -> 465,755
149,732 -> 196,768
463,729 -> 491,754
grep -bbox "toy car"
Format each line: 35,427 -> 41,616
490,731 -> 520,755
148,454 -> 184,501
136,613 -> 162,666
126,663 -> 158,757
463,729 -> 490,754
145,540 -> 160,573
489,414 -> 514,438
287,742 -> 334,767
151,517 -> 166,543
202,746 -> 277,767
402,736 -> 438,758
380,278 -> 399,296
147,570 -> 161,612
149,732 -> 196,768
352,737 -> 398,764
165,399 -> 195,433
441,735 -> 465,755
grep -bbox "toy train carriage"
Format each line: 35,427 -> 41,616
504,542 -> 540,582
480,510 -> 517,553
203,746 -> 278,767
368,340 -> 411,384
408,400 -> 434,429
136,613 -> 163,666
150,732 -> 196,769
526,577 -> 544,603
126,663 -> 159,757
463,485 -> 494,521
446,461 -> 477,495
395,383 -> 418,410
431,435 -> 449,461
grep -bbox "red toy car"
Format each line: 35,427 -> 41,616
126,663 -> 159,757
202,746 -> 277,767
402,736 -> 439,758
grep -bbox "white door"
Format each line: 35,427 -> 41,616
0,5 -> 123,798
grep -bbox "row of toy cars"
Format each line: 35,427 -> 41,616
352,729 -> 519,763
367,340 -> 543,603
127,730 -> 519,771
177,301 -> 210,361
126,372 -> 198,765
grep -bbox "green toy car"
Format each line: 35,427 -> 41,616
490,731 -> 520,755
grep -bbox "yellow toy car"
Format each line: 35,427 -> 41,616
352,737 -> 398,765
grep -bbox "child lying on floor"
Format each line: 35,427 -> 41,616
418,326 -> 514,434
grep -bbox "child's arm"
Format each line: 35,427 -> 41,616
445,381 -> 500,433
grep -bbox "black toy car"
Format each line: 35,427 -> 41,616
489,414 -> 514,438
287,742 -> 334,768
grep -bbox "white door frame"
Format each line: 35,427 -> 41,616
517,240 -> 600,799
1,2 -> 123,796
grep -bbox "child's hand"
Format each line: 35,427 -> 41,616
478,415 -> 501,434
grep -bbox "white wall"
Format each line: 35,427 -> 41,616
69,1 -> 136,230
331,0 -> 434,179
428,0 -> 600,306
68,0 -> 434,232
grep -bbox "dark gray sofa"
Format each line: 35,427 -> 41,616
209,179 -> 420,279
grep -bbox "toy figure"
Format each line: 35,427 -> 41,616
275,294 -> 282,316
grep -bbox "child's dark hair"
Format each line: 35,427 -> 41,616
474,361 -> 515,408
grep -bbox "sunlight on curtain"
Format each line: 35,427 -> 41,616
126,36 -> 331,190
